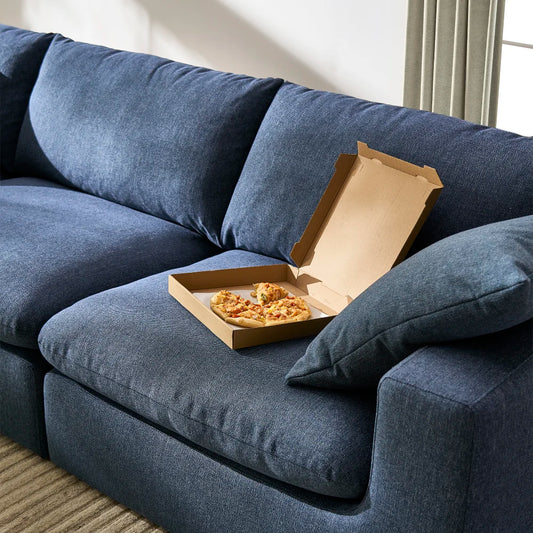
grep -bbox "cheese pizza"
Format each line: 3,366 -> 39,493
210,284 -> 311,328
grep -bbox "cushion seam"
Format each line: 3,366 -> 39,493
44,345 -> 358,492
382,350 -> 533,407
381,375 -> 473,407
28,362 -> 48,456
292,277 -> 532,379
469,351 -> 533,407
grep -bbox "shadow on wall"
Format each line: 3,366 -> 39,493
1,0 -> 23,28
136,0 -> 341,92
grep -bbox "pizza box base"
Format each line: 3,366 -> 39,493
168,142 -> 443,350
168,264 -> 336,349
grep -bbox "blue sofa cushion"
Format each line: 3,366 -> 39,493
0,177 -> 220,349
38,251 -> 376,499
0,25 -> 53,176
13,35 -> 283,245
221,82 -> 533,262
286,216 -> 533,389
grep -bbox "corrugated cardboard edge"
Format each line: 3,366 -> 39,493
392,187 -> 441,266
290,141 -> 443,267
168,266 -> 333,349
358,142 -> 442,187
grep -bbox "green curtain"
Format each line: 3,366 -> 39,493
404,0 -> 505,126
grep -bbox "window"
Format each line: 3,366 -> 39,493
497,0 -> 533,136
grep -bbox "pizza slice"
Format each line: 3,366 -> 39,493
263,296 -> 311,326
251,282 -> 288,305
210,290 -> 265,328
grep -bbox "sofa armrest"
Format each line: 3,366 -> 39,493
367,320 -> 532,533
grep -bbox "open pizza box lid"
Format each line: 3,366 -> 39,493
289,141 -> 442,312
168,142 -> 443,349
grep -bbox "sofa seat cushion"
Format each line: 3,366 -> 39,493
14,35 -> 283,245
39,250 -> 376,499
0,177 -> 220,349
221,82 -> 533,262
0,25 -> 53,176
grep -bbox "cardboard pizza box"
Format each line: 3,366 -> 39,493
169,142 -> 443,349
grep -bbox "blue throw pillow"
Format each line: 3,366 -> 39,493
286,216 -> 533,389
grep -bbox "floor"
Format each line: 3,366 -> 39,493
0,434 -> 166,533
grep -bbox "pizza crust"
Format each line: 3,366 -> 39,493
210,303 -> 229,321
225,316 -> 265,328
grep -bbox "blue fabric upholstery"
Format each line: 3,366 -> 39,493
13,35 -> 283,244
221,82 -> 533,262
44,321 -> 532,532
377,320 -> 533,533
286,216 -> 533,389
0,24 -> 53,176
0,342 -> 50,456
39,251 -> 376,499
3,25 -> 531,532
0,178 -> 220,348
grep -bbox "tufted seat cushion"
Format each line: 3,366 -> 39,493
39,250 -> 376,499
0,178 -> 220,348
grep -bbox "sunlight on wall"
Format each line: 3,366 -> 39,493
218,0 -> 407,104
148,23 -> 211,68
3,0 -> 407,105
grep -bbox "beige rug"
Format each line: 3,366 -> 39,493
0,434 -> 166,532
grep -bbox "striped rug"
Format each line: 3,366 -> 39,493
0,434 -> 166,532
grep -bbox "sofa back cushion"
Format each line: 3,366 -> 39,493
221,82 -> 533,262
14,35 -> 282,245
0,25 -> 53,176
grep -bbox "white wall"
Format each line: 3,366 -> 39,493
0,0 -> 408,105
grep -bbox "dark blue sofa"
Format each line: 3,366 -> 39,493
1,24 -> 532,532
